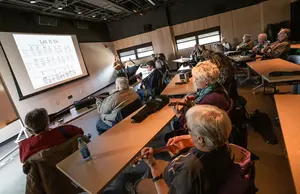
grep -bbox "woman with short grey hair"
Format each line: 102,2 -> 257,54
140,105 -> 234,194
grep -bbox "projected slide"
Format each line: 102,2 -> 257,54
13,34 -> 83,89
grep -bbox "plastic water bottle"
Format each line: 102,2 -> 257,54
78,137 -> 91,161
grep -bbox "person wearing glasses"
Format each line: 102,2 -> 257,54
261,28 -> 291,60
139,105 -> 235,194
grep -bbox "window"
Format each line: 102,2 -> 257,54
175,27 -> 221,51
118,43 -> 154,62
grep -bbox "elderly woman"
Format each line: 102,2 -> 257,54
208,52 -> 234,90
96,77 -> 139,134
140,105 -> 234,194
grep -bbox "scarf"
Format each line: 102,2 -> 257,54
195,84 -> 216,104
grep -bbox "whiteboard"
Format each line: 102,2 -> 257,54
13,34 -> 83,90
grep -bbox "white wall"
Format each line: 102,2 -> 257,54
0,42 -> 115,123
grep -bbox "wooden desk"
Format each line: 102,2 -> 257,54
50,106 -> 97,128
228,55 -> 255,63
161,74 -> 197,96
172,58 -> 190,69
248,58 -> 300,83
274,95 -> 300,194
57,104 -> 177,194
291,44 -> 300,49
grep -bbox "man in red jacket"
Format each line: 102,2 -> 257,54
19,108 -> 84,163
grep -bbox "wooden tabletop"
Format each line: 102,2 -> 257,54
161,74 -> 197,96
57,104 -> 177,194
172,58 -> 190,63
274,95 -> 300,194
291,44 -> 300,49
50,106 -> 97,128
247,58 -> 300,83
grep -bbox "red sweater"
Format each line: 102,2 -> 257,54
19,125 -> 84,163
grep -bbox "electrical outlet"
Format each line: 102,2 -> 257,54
68,95 -> 73,99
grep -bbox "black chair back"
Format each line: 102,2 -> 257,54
115,98 -> 143,123
288,55 -> 300,65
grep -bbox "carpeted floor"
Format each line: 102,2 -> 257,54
0,84 -> 297,194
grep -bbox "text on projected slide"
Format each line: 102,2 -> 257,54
13,34 -> 83,90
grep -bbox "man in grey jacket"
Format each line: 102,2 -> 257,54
96,77 -> 139,134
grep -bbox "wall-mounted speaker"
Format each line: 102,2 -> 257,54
76,22 -> 89,29
36,15 -> 58,26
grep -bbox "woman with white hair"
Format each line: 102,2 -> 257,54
140,105 -> 234,194
96,77 -> 139,134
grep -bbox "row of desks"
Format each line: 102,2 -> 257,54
56,74 -> 196,194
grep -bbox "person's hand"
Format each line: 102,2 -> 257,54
167,136 -> 183,146
171,104 -> 181,117
141,147 -> 156,168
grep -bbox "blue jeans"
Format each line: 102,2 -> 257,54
96,119 -> 113,135
137,89 -> 152,102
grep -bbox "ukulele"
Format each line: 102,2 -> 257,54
131,138 -> 194,166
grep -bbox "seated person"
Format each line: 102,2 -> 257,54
252,33 -> 270,55
96,77 -> 138,134
19,108 -> 84,163
199,45 -> 213,60
113,55 -> 127,78
140,105 -> 235,194
261,28 -> 291,60
168,61 -> 231,137
236,34 -> 254,51
213,43 -> 225,53
190,44 -> 202,62
137,61 -> 163,101
208,52 -> 234,91
221,37 -> 232,52
152,53 -> 168,73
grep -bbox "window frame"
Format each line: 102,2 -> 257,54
175,27 -> 221,51
117,42 -> 154,62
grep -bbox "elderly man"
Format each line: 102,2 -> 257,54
236,34 -> 254,51
139,105 -> 235,194
190,44 -> 202,62
262,28 -> 291,59
19,108 -> 84,163
252,33 -> 270,55
96,77 -> 139,134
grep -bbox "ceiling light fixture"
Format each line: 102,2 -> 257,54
140,13 -> 143,16
57,7 -> 63,10
133,9 -> 137,13
30,0 -> 36,3
147,0 -> 156,6
78,12 -> 82,15
92,15 -> 96,18
103,17 -> 107,20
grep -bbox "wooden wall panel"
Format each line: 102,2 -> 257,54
206,15 -> 220,28
131,35 -> 142,46
183,20 -> 197,34
140,33 -> 151,44
194,18 -> 208,31
123,37 -> 133,48
172,24 -> 185,36
219,11 -> 235,46
232,5 -> 262,45
260,0 -> 290,29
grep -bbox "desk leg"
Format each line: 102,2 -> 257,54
252,77 -> 265,92
240,66 -> 252,85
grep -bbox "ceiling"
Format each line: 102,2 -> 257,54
0,0 -> 175,22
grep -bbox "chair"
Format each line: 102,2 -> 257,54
115,98 -> 143,123
288,55 -> 300,94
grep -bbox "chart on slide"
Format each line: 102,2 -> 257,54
13,34 -> 83,89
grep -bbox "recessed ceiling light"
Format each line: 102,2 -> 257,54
92,15 -> 96,18
58,7 -> 63,10
140,13 -> 143,16
30,0 -> 36,3
78,12 -> 82,15
133,9 -> 137,13
103,17 -> 107,20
